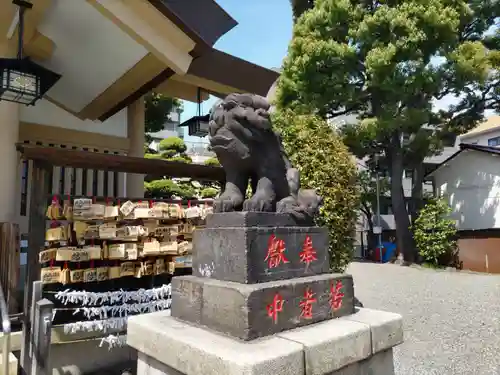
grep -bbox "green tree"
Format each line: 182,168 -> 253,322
145,94 -> 182,133
158,137 -> 192,164
145,180 -> 196,199
144,137 -> 193,197
357,169 -> 390,251
200,187 -> 219,199
412,198 -> 457,267
273,109 -> 359,272
144,93 -> 182,146
277,0 -> 499,263
290,0 -> 314,20
204,157 -> 221,167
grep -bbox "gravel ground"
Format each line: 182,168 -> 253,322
347,261 -> 500,375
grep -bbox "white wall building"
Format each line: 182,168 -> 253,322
458,116 -> 500,146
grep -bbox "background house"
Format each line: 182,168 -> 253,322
458,116 -> 500,146
427,140 -> 500,273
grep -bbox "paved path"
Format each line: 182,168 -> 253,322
347,262 -> 500,375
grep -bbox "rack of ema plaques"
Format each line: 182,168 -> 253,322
127,212 -> 404,375
38,196 -> 211,348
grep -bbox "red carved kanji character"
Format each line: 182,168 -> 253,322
266,293 -> 285,324
299,288 -> 317,319
265,234 -> 289,269
329,280 -> 345,311
299,235 -> 317,266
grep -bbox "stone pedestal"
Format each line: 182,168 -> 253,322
127,212 -> 403,374
128,308 -> 403,375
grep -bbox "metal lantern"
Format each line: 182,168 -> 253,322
179,114 -> 210,137
0,0 -> 61,106
0,57 -> 61,105
178,87 -> 210,137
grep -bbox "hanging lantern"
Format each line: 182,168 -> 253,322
179,114 -> 210,137
0,0 -> 61,106
178,87 -> 210,136
0,57 -> 61,105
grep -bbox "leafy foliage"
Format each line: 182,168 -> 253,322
412,198 -> 457,267
204,157 -> 221,167
278,0 -> 499,263
145,179 -> 196,199
200,187 -> 219,198
144,93 -> 182,134
145,137 -> 193,197
156,137 -> 192,163
272,109 -> 359,272
290,0 -> 314,20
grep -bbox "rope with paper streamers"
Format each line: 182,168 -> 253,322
53,284 -> 171,306
73,299 -> 171,320
63,317 -> 127,334
99,334 -> 127,350
50,284 -> 172,350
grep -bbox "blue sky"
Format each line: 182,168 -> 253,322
180,0 -> 293,142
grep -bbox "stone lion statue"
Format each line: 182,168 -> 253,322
208,93 -> 323,225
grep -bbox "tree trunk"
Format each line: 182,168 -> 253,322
389,149 -> 416,264
410,163 -> 424,224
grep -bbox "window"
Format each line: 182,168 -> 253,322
488,136 -> 500,146
402,133 -> 410,145
404,169 -> 413,180
380,198 -> 393,215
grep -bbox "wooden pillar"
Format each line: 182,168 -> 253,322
127,97 -> 145,198
0,41 -> 20,222
0,223 -> 20,314
21,162 -> 50,375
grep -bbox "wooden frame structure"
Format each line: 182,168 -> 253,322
15,143 -> 224,375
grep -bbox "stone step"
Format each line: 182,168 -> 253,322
192,225 -> 330,284
171,273 -> 355,341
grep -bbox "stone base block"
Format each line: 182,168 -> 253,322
192,225 -> 329,284
171,274 -> 355,340
128,308 -> 404,375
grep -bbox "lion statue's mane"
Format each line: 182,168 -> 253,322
208,93 -> 322,225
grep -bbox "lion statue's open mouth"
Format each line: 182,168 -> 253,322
207,93 -> 322,225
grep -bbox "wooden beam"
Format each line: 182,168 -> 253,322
19,122 -> 130,153
0,0 -> 17,39
16,144 -> 225,181
155,79 -> 210,102
171,74 -> 243,98
44,96 -> 87,120
87,0 -> 194,74
23,31 -> 54,61
8,0 -> 53,47
78,53 -> 166,120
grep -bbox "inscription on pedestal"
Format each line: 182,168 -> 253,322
192,226 -> 330,284
171,274 -> 355,341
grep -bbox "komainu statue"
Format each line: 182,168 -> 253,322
208,93 -> 323,225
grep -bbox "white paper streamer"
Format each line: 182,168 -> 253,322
99,334 -> 127,350
55,284 -> 171,306
63,317 -> 128,334
73,299 -> 171,320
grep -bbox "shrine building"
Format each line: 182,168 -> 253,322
0,0 -> 279,236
